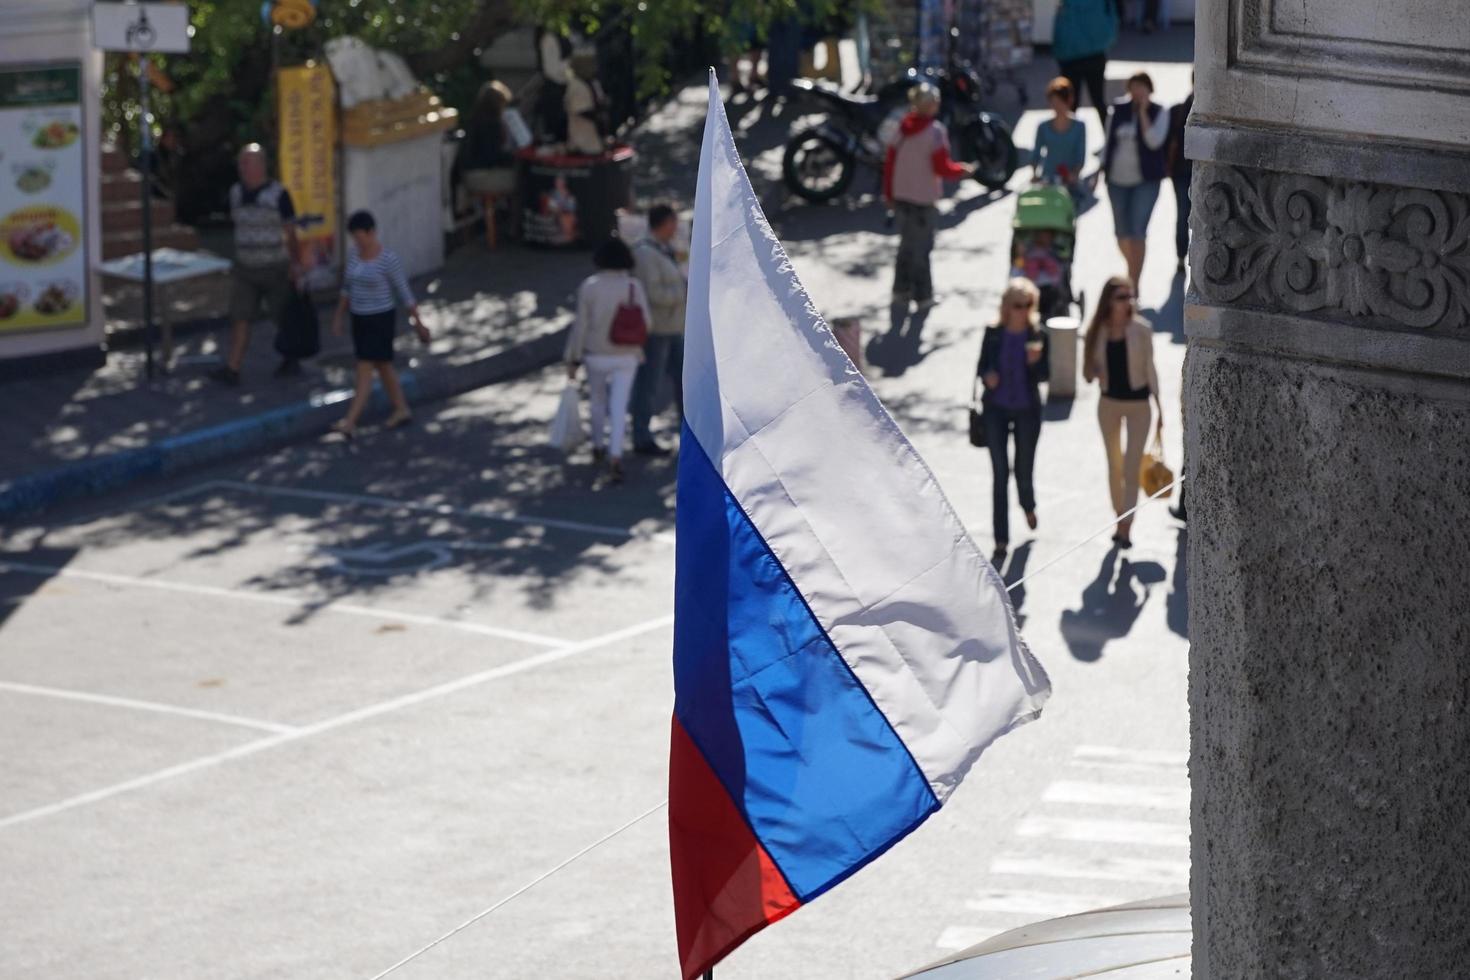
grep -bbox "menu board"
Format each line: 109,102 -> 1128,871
0,65 -> 87,334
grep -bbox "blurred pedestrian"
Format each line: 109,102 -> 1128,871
976,279 -> 1050,565
564,50 -> 607,156
1082,276 -> 1162,548
566,238 -> 651,484
630,204 -> 687,456
1103,72 -> 1168,290
1032,77 -> 1088,199
1167,78 -> 1195,276
454,81 -> 519,245
1052,0 -> 1118,130
535,26 -> 573,143
330,210 -> 429,438
211,144 -> 301,385
882,82 -> 975,313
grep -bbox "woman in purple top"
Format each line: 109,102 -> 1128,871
976,278 -> 1050,565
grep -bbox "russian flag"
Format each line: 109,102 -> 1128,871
668,75 -> 1052,978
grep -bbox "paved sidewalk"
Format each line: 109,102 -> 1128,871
0,242 -> 578,517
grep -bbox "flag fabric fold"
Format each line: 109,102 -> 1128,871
669,72 -> 1051,980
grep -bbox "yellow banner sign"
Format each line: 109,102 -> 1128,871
277,63 -> 337,271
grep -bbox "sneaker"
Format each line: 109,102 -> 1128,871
209,366 -> 241,386
633,442 -> 672,457
914,296 -> 938,313
608,460 -> 626,485
274,357 -> 302,378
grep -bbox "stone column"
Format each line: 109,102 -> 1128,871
1186,1 -> 1470,976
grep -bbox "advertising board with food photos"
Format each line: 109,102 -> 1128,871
0,64 -> 87,334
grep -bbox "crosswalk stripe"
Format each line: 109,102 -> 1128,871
1074,744 -> 1188,768
1015,815 -> 1189,847
990,852 -> 1190,884
965,888 -> 1120,917
1042,780 -> 1190,810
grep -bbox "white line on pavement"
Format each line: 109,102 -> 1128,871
0,558 -> 570,650
208,480 -> 677,544
989,853 -> 1190,885
1015,815 -> 1189,848
0,681 -> 298,735
1042,780 -> 1190,811
0,611 -> 675,832
965,888 -> 1121,917
1073,745 -> 1189,768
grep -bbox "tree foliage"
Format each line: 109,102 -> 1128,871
107,0 -> 850,218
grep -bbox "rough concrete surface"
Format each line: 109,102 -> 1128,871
1186,344 -> 1470,978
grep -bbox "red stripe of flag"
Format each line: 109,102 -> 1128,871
668,717 -> 801,979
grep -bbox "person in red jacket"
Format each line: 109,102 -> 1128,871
882,83 -> 974,312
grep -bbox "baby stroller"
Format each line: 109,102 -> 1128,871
1010,183 -> 1083,320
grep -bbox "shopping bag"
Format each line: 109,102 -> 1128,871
273,288 -> 321,360
548,383 -> 586,451
1139,426 -> 1175,499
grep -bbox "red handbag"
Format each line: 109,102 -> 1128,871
609,283 -> 649,347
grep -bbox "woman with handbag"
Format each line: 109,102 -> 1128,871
1082,275 -> 1163,548
565,238 -> 651,484
974,278 -> 1049,566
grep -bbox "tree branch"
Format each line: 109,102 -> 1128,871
406,0 -> 521,77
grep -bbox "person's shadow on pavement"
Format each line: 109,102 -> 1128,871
1059,546 -> 1166,662
1000,540 -> 1034,628
1167,526 -> 1188,639
866,302 -> 931,377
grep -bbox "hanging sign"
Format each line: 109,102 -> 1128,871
277,63 -> 339,276
92,2 -> 192,54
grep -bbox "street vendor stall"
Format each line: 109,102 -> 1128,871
324,38 -> 459,279
516,144 -> 634,248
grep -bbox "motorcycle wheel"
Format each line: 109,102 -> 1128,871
961,118 -> 1019,191
782,129 -> 857,204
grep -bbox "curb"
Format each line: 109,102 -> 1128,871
0,327 -> 567,521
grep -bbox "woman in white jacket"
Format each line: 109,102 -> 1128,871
565,238 -> 651,484
1082,275 -> 1163,548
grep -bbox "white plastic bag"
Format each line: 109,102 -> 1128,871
548,383 -> 586,451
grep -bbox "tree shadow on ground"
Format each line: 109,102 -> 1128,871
0,546 -> 79,631
1059,546 -> 1166,662
6,369 -> 679,624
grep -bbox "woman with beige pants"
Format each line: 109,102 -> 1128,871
1083,276 -> 1162,548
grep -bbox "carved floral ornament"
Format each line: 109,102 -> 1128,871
1192,164 -> 1470,330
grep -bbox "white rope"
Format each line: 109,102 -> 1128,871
365,476 -> 1185,977
1009,476 -> 1184,590
367,799 -> 669,980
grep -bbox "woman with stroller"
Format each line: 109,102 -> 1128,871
977,278 -> 1050,566
565,238 -> 651,485
1032,77 -> 1089,201
1082,276 -> 1163,549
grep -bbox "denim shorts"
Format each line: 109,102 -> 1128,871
1107,180 -> 1162,239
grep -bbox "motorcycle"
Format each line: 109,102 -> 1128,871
782,57 -> 1019,204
